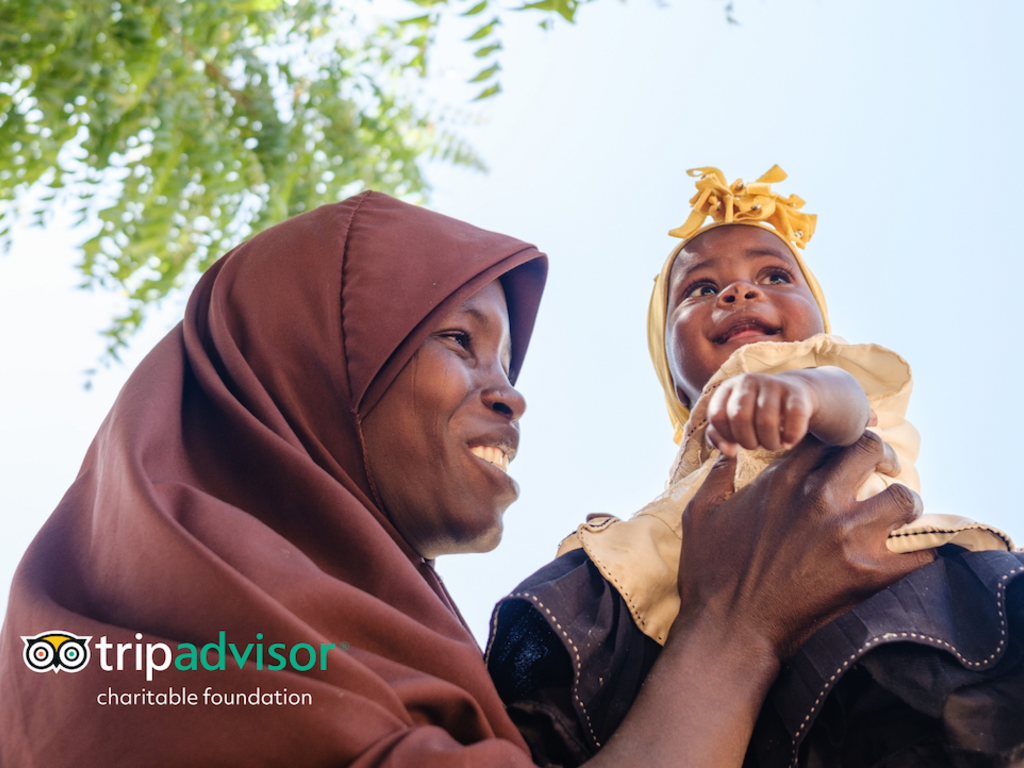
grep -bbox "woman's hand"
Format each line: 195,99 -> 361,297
587,432 -> 932,768
677,430 -> 932,658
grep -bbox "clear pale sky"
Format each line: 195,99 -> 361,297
2,0 -> 1022,643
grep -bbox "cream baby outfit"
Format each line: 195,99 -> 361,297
556,334 -> 1015,645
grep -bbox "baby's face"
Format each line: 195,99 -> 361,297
665,225 -> 824,407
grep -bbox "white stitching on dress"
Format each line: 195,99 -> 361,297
509,591 -> 602,748
888,527 -> 1015,548
786,564 -> 1022,767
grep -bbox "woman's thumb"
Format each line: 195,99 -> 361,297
688,451 -> 737,515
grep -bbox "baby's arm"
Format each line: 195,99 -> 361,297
706,366 -> 873,458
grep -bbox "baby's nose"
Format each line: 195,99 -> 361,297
719,282 -> 762,304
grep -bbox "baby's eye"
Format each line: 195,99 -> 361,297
765,272 -> 790,285
687,283 -> 718,298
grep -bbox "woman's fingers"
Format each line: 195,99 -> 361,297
676,432 -> 933,662
853,481 -> 926,545
761,433 -> 834,489
803,439 -> 930,596
813,431 -> 893,495
874,439 -> 902,478
850,482 -> 935,589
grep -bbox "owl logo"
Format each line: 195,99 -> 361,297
22,631 -> 92,674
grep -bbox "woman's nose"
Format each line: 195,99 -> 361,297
482,374 -> 526,421
718,281 -> 763,306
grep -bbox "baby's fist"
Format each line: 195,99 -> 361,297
705,372 -> 817,457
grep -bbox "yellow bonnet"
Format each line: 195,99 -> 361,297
648,165 -> 832,444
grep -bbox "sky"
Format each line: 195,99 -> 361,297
2,0 -> 1023,644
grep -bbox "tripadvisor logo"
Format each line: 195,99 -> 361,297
22,630 -> 345,681
23,631 -> 92,674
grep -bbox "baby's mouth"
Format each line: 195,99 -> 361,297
469,445 -> 510,473
715,320 -> 781,344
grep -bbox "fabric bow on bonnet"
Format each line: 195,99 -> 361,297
669,165 -> 816,249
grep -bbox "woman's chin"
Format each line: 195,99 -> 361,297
472,525 -> 504,554
431,515 -> 506,558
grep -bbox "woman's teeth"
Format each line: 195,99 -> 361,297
470,446 -> 509,472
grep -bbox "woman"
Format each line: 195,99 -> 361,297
0,192 -> 926,767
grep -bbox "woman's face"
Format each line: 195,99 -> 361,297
361,280 -> 526,559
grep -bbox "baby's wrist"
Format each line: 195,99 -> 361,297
797,367 -> 870,446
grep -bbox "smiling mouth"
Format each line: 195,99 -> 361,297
470,445 -> 510,473
715,320 -> 781,344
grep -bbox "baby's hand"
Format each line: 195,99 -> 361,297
705,368 -> 874,458
705,372 -> 818,458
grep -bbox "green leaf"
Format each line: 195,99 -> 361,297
518,0 -> 579,23
462,1 -> 489,16
469,63 -> 501,83
474,42 -> 503,58
466,17 -> 501,41
408,49 -> 427,74
398,14 -> 433,28
472,83 -> 502,100
234,0 -> 283,10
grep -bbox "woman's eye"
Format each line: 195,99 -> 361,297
686,283 -> 718,299
442,332 -> 470,349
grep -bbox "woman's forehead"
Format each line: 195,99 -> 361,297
459,279 -> 507,311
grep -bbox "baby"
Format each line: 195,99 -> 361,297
553,165 -> 1012,646
487,166 -> 1023,768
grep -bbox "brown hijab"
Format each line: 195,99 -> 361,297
0,192 -> 547,767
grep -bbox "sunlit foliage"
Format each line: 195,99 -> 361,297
0,0 -> 492,356
0,0 -> 732,356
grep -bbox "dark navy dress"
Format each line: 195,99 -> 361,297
487,547 -> 1024,767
